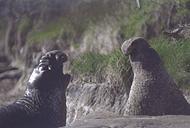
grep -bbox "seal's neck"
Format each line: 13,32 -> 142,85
21,87 -> 66,127
129,47 -> 163,74
39,88 -> 66,127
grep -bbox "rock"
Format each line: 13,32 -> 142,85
163,24 -> 190,40
80,19 -> 120,54
62,113 -> 190,128
66,82 -> 128,124
0,69 -> 22,80
0,61 -> 22,103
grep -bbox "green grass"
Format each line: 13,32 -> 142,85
27,18 -> 74,44
71,50 -> 129,75
176,0 -> 190,4
70,49 -> 133,92
11,0 -> 189,90
107,49 -> 130,74
151,38 -> 190,88
28,23 -> 63,43
175,0 -> 190,20
18,16 -> 32,32
71,37 -> 190,89
71,52 -> 108,76
70,49 -> 132,91
119,1 -> 157,38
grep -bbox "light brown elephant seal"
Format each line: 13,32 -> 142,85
121,37 -> 190,115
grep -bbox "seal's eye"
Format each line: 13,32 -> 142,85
54,52 -> 67,63
46,53 -> 52,58
60,54 -> 67,62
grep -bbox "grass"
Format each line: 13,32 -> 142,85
175,0 -> 190,21
4,0 -> 188,90
107,49 -> 130,74
71,52 -> 108,76
27,18 -> 74,44
70,49 -> 132,87
18,16 -> 32,32
119,1 -> 157,39
71,50 -> 129,75
151,37 -> 190,88
176,0 -> 190,4
28,22 -> 63,43
71,36 -> 190,89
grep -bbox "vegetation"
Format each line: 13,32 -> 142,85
70,49 -> 132,89
119,0 -> 165,39
71,50 -> 129,75
18,16 -> 31,32
71,37 -> 190,89
0,0 -> 190,89
27,18 -> 76,44
71,52 -> 107,76
28,19 -> 63,43
151,38 -> 190,88
70,0 -> 190,89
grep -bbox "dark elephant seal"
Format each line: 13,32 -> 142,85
0,50 -> 71,128
121,37 -> 190,115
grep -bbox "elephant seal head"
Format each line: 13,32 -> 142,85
26,50 -> 70,127
121,37 -> 150,56
28,50 -> 70,91
121,37 -> 190,116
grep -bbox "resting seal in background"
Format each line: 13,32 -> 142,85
121,37 -> 190,115
0,50 -> 71,128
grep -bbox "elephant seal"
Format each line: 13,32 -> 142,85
0,50 -> 71,128
121,37 -> 190,115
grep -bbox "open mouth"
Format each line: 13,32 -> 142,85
38,57 -> 52,71
38,65 -> 52,72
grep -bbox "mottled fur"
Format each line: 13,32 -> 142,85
122,37 -> 190,115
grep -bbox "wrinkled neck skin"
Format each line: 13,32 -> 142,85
129,47 -> 163,77
15,80 -> 66,127
0,81 -> 66,128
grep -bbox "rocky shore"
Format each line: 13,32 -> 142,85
63,112 -> 190,128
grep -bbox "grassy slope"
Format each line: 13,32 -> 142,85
151,38 -> 190,88
70,0 -> 190,89
2,0 -> 189,89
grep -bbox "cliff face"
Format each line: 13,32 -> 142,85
0,0 -> 190,125
66,82 -> 129,124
